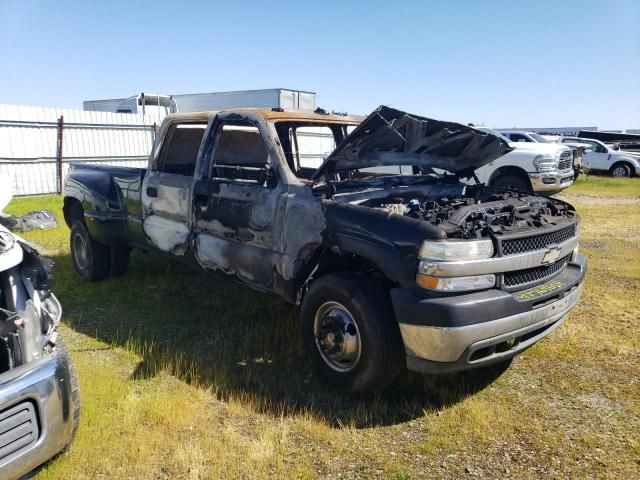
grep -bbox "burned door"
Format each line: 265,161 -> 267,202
141,121 -> 207,254
193,115 -> 286,291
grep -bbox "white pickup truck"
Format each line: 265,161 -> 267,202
560,137 -> 640,177
473,128 -> 575,194
499,130 -> 584,180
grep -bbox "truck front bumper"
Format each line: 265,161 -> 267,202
391,253 -> 587,374
529,168 -> 575,193
0,349 -> 75,480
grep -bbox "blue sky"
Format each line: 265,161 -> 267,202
1,0 -> 638,129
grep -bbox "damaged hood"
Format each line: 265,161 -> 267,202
313,106 -> 512,180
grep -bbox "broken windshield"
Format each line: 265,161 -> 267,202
274,121 -> 439,183
274,121 -> 355,180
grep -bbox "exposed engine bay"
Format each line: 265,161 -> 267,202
0,228 -> 60,374
358,186 -> 576,239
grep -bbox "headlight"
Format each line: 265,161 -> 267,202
416,274 -> 496,291
416,239 -> 495,291
418,239 -> 494,261
532,154 -> 559,171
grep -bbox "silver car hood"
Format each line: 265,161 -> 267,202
312,106 -> 512,180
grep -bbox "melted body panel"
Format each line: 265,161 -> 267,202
191,111 -> 290,293
141,173 -> 195,254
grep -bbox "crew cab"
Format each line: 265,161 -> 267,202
63,106 -> 587,394
561,136 -> 639,177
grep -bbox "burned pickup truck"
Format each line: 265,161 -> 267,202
63,106 -> 586,394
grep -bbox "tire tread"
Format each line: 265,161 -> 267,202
70,221 -> 110,281
300,273 -> 403,394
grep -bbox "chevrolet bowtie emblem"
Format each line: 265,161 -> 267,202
541,246 -> 562,265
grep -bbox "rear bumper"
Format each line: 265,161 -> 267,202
392,254 -> 587,374
529,168 -> 575,193
0,350 -> 75,480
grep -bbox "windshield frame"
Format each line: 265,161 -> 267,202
273,120 -> 358,180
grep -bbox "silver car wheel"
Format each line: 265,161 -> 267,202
611,165 -> 629,177
313,301 -> 362,372
73,232 -> 87,271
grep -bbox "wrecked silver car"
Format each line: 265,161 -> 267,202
63,106 -> 587,394
0,193 -> 80,479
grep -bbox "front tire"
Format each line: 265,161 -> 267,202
609,163 -> 632,178
109,247 -> 130,277
70,221 -> 110,281
490,174 -> 531,192
300,274 -> 403,395
57,338 -> 81,451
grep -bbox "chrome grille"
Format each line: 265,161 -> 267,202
558,150 -> 573,170
501,224 -> 576,256
503,254 -> 571,288
0,402 -> 39,463
558,158 -> 572,170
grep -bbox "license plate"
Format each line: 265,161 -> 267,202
514,279 -> 566,300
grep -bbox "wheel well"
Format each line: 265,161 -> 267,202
295,247 -> 395,303
488,166 -> 531,188
63,197 -> 84,227
610,161 -> 635,176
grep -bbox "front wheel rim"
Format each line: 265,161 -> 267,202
313,301 -> 362,372
612,166 -> 627,177
73,232 -> 87,271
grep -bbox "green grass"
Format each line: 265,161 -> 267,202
5,180 -> 640,479
565,174 -> 640,197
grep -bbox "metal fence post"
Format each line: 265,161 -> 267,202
56,115 -> 64,194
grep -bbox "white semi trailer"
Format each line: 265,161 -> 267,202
83,89 -> 316,115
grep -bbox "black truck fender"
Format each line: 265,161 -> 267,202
289,201 -> 447,303
63,165 -> 141,248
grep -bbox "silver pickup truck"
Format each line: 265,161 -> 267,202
0,186 -> 80,480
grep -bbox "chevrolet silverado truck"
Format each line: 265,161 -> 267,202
0,180 -> 80,480
62,106 -> 587,394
